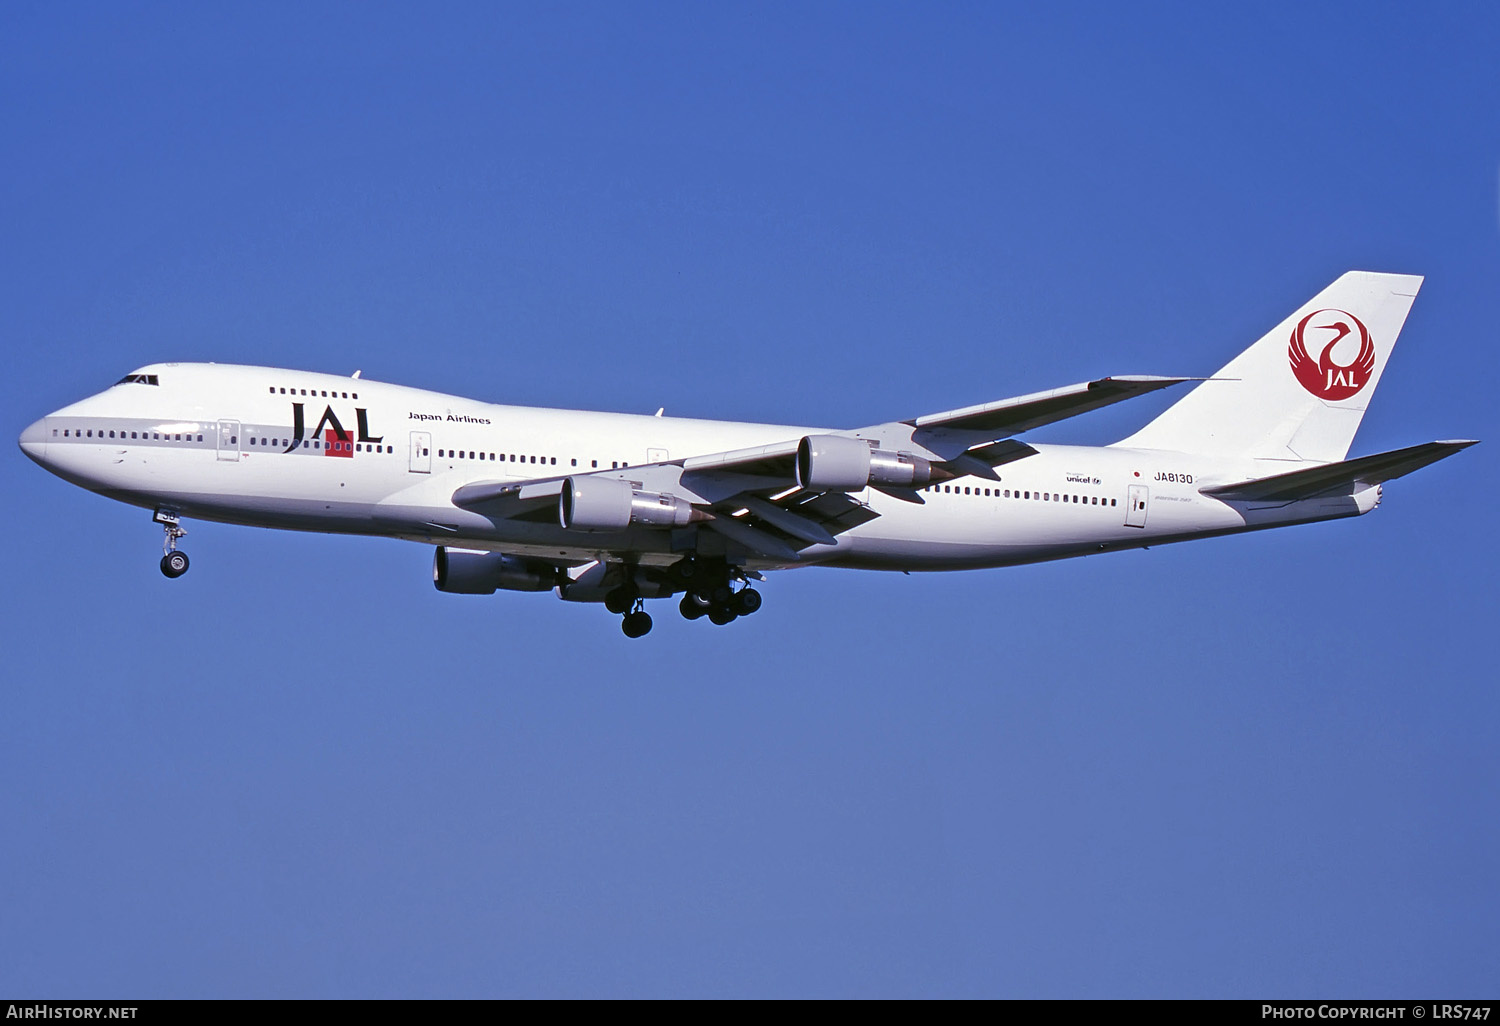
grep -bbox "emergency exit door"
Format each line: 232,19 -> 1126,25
409,431 -> 431,473
1125,485 -> 1149,528
216,420 -> 240,462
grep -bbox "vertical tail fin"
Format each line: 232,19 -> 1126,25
1113,271 -> 1422,463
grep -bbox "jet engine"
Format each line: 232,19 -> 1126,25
433,547 -> 555,594
558,476 -> 702,531
795,435 -> 934,490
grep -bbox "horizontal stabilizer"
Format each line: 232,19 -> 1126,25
1203,440 -> 1477,502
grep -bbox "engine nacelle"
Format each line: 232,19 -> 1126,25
868,448 -> 934,488
558,476 -> 700,531
433,547 -> 554,594
796,435 -> 933,490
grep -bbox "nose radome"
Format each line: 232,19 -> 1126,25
18,417 -> 49,464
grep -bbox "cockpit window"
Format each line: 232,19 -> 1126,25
115,374 -> 160,385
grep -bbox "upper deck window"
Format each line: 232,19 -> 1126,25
115,374 -> 159,386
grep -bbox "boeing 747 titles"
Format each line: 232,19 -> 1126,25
19,271 -> 1476,637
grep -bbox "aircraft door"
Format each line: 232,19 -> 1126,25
1125,485 -> 1149,528
409,431 -> 431,473
216,420 -> 241,462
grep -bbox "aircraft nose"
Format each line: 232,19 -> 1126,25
18,416 -> 50,464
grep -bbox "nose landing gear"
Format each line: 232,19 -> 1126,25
155,510 -> 190,579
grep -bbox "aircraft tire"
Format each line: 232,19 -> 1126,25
160,552 -> 190,578
622,611 -> 653,638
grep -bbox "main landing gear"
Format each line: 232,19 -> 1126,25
605,585 -> 655,638
605,558 -> 764,639
672,557 -> 761,628
155,510 -> 190,579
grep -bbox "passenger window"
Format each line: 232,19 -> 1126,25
571,459 -> 577,466
591,460 -> 597,468
352,394 -> 358,400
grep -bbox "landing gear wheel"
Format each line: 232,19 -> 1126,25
708,604 -> 738,626
621,610 -> 653,638
155,510 -> 188,577
670,558 -> 699,584
733,589 -> 762,616
604,587 -> 636,615
679,594 -> 708,621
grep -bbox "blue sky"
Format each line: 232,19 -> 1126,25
3,1 -> 1497,997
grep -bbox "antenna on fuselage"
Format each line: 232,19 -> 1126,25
352,370 -> 362,379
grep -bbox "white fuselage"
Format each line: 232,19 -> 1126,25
19,362 -> 1376,575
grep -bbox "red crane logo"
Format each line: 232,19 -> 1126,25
1289,308 -> 1375,401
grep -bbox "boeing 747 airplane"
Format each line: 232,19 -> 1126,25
18,271 -> 1475,637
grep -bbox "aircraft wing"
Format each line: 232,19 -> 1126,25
448,376 -> 1193,559
848,375 -> 1195,469
1202,440 -> 1478,502
905,375 -> 1193,436
449,447 -> 878,561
